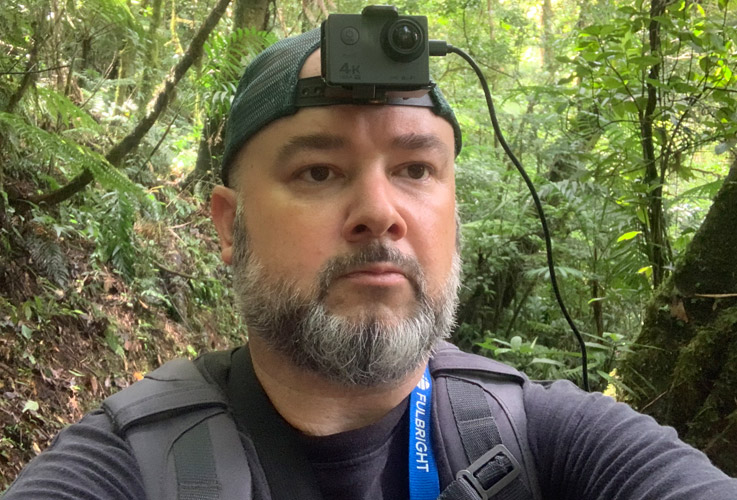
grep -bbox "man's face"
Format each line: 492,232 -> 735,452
212,52 -> 459,386
234,102 -> 457,316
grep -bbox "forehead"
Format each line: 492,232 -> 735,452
299,49 -> 321,78
233,103 -> 455,175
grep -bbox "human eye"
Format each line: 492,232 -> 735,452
296,165 -> 335,183
397,163 -> 432,181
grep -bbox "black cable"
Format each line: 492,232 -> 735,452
431,41 -> 590,391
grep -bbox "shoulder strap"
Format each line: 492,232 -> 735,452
430,343 -> 542,500
102,357 -> 251,500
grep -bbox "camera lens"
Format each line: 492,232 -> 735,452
392,24 -> 420,51
381,19 -> 425,62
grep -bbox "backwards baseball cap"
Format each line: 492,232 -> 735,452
220,28 -> 462,186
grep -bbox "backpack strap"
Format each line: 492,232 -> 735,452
102,358 -> 251,500
431,343 -> 542,500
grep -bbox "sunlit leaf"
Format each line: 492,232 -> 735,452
20,324 -> 33,339
510,336 -> 522,351
637,266 -> 653,277
617,231 -> 642,242
22,400 -> 39,413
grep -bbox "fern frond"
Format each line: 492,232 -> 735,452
86,0 -> 143,37
201,28 -> 276,114
0,112 -> 146,201
37,88 -> 103,133
203,28 -> 276,80
99,194 -> 138,279
26,233 -> 70,288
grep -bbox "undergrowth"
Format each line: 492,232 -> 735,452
0,182 -> 243,489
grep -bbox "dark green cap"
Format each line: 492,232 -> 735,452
221,28 -> 462,186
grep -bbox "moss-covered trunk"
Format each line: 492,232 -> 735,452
620,157 -> 737,475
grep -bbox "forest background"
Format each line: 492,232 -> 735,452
1,0 -> 736,486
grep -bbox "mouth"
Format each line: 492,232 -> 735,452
339,263 -> 408,286
316,244 -> 425,300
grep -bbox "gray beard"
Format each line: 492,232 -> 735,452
231,207 -> 461,387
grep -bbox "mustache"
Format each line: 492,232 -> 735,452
317,243 -> 426,300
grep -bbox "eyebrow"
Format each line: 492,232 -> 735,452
392,133 -> 450,156
274,132 -> 450,165
275,134 -> 347,164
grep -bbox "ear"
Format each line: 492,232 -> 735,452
211,186 -> 238,265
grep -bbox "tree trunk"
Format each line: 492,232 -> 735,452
591,248 -> 604,338
541,0 -> 554,72
181,0 -> 270,190
114,42 -> 136,113
1,23 -> 42,226
138,0 -> 165,112
639,0 -> 669,289
180,114 -> 223,189
486,0 -> 495,42
619,156 -> 737,476
234,0 -> 270,30
25,0 -> 233,207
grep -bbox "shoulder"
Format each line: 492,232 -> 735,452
102,349 -> 238,433
3,410 -> 145,499
5,350 -> 242,499
523,378 -> 737,499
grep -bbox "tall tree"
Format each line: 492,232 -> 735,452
235,0 -> 271,30
620,156 -> 737,476
638,0 -> 669,288
181,0 -> 271,189
570,0 -> 737,289
137,0 -> 165,112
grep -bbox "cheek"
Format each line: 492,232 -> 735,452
413,197 -> 457,292
242,199 -> 338,279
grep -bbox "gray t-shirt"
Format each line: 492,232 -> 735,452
4,348 -> 737,499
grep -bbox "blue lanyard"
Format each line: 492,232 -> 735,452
408,365 -> 440,500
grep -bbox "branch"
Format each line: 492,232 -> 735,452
693,293 -> 737,299
154,261 -> 198,280
0,64 -> 70,76
143,107 -> 181,168
28,0 -> 233,207
704,87 -> 737,94
106,0 -> 232,167
5,28 -> 41,113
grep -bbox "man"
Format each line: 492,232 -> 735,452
5,26 -> 737,500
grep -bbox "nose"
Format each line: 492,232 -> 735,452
342,172 -> 408,243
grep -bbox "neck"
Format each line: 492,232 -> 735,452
248,337 -> 425,436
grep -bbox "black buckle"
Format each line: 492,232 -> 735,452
455,445 -> 520,500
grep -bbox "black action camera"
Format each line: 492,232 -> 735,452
321,5 -> 431,93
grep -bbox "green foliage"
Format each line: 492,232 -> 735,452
95,193 -> 138,279
200,28 -> 276,115
441,0 -> 736,388
35,88 -> 104,133
477,330 -> 637,392
86,0 -> 143,35
25,232 -> 70,288
0,112 -> 145,199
